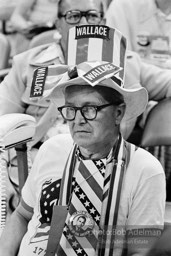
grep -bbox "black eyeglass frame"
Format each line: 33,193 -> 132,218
58,103 -> 114,121
58,10 -> 104,24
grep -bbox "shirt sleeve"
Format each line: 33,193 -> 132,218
21,140 -> 48,210
125,148 -> 166,255
126,148 -> 166,228
21,134 -> 73,210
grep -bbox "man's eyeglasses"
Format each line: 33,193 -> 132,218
58,104 -> 113,121
58,10 -> 104,25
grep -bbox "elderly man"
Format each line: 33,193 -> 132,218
0,25 -> 165,256
0,0 -> 170,216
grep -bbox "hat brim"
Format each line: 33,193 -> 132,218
47,75 -> 148,121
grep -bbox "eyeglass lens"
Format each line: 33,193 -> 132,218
65,10 -> 102,24
60,106 -> 97,120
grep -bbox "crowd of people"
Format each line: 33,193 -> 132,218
0,0 -> 171,255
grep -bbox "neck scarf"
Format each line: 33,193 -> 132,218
57,136 -> 135,256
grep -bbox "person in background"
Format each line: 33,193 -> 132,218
106,0 -> 171,53
0,0 -> 17,22
0,25 -> 166,256
10,0 -> 57,32
7,0 -> 58,55
106,0 -> 171,202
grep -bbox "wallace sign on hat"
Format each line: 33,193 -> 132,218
75,25 -> 110,39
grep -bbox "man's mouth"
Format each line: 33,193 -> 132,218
75,130 -> 91,134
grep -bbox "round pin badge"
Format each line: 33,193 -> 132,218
68,211 -> 95,237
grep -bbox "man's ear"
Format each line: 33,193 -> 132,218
101,18 -> 106,25
115,103 -> 126,126
54,18 -> 58,28
53,19 -> 62,40
55,18 -> 61,32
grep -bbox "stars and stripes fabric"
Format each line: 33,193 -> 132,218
98,136 -> 128,256
57,157 -> 106,256
102,164 -> 111,202
53,137 -> 135,256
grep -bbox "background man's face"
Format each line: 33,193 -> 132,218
58,0 -> 103,52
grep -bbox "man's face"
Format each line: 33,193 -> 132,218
76,217 -> 86,228
58,0 -> 103,52
64,85 -> 123,154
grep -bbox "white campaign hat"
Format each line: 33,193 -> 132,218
31,25 -> 148,121
44,60 -> 148,121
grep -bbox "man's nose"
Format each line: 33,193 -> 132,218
79,15 -> 88,25
74,110 -> 86,124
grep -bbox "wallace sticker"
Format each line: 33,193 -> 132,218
30,67 -> 48,98
75,25 -> 110,40
82,62 -> 122,86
